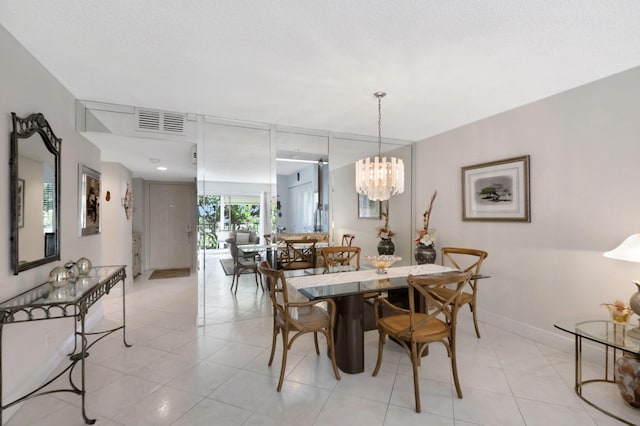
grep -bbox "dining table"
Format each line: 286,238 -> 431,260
284,263 -> 457,374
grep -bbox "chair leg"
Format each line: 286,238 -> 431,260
268,322 -> 278,366
411,341 -> 421,413
372,331 -> 386,377
449,337 -> 463,399
313,331 -> 320,355
230,272 -> 238,294
470,302 -> 481,338
277,329 -> 289,392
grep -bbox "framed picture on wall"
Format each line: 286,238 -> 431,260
79,164 -> 101,236
358,193 -> 381,219
462,155 -> 530,222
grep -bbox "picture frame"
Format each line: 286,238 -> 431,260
358,193 -> 381,219
17,178 -> 24,228
79,164 -> 101,235
462,155 -> 530,222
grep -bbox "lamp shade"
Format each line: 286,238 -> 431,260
603,234 -> 640,263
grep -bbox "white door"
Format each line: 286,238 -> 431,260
289,183 -> 313,232
148,182 -> 195,269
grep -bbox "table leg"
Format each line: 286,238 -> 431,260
334,294 -> 364,374
80,312 -> 96,425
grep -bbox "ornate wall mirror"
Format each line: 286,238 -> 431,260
10,112 -> 61,274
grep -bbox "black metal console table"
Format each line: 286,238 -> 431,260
0,265 -> 129,424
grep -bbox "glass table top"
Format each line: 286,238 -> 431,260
0,265 -> 125,309
554,318 -> 640,355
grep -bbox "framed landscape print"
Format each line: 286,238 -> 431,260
358,193 -> 381,219
79,164 -> 101,235
462,155 -> 530,222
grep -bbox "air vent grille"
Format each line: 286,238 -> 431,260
136,109 -> 185,134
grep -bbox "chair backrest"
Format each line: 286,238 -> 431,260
263,234 -> 272,245
321,246 -> 360,272
258,261 -> 289,318
227,238 -> 239,261
281,238 -> 318,269
406,270 -> 473,334
440,247 -> 488,276
341,234 -> 355,247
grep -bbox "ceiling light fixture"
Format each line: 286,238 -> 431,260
355,91 -> 404,201
156,166 -> 167,171
276,158 -> 328,165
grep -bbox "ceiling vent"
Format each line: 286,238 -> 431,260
136,108 -> 185,134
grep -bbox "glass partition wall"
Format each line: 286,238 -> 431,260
197,120 -> 413,325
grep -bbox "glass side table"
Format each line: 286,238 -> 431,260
555,318 -> 640,425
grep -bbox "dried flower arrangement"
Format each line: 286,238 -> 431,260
376,200 -> 394,239
602,300 -> 633,323
416,190 -> 437,247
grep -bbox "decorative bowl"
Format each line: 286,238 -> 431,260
64,260 -> 80,282
365,255 -> 401,274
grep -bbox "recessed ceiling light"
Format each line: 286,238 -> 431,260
157,166 -> 167,171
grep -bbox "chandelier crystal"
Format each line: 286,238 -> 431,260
355,91 -> 405,201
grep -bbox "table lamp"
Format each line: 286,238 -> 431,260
603,233 -> 640,338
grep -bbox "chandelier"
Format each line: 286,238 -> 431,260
355,91 -> 405,201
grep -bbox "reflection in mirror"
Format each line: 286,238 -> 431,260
329,136 -> 413,261
10,112 -> 61,274
275,131 -> 329,235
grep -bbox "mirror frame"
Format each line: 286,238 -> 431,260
10,112 -> 61,274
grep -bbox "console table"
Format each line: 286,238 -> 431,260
555,318 -> 640,425
0,265 -> 129,424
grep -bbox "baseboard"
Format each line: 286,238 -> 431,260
467,308 -> 607,365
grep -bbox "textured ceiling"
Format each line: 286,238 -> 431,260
2,1 -> 640,180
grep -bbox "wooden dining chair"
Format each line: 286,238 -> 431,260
258,261 -> 341,391
341,233 -> 355,247
228,239 -> 263,294
279,238 -> 318,270
372,270 -> 473,413
431,247 -> 489,338
321,246 -> 360,272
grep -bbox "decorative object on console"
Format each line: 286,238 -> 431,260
602,300 -> 633,325
376,201 -> 395,255
355,91 -> 404,201
48,266 -> 69,288
64,260 -> 80,282
603,233 -> 640,338
615,352 -> 640,408
415,190 -> 438,264
76,257 -> 93,276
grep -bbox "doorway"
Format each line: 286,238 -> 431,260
147,182 -> 196,270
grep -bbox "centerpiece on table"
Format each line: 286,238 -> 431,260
376,201 -> 395,255
415,190 -> 438,264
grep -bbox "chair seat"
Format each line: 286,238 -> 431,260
276,306 -> 330,331
431,288 -> 473,305
284,261 -> 314,270
378,314 -> 449,341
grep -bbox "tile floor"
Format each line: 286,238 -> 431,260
8,253 -> 640,425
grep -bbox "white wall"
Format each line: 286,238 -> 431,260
0,25 -> 103,417
414,66 -> 640,347
101,162 -> 133,283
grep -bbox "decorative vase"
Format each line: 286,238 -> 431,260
616,352 -> 640,408
377,238 -> 395,255
414,243 -> 436,264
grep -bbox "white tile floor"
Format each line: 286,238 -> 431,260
8,253 -> 640,425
